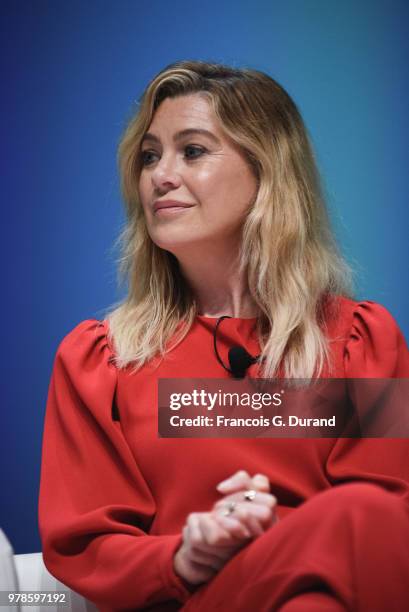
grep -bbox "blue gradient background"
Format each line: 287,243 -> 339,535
1,1 -> 408,553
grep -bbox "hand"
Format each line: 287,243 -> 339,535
173,510 -> 249,586
174,471 -> 277,586
213,470 -> 278,538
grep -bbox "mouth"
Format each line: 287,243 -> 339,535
153,200 -> 195,215
154,206 -> 194,217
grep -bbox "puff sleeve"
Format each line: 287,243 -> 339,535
326,301 -> 409,505
343,301 -> 409,377
38,320 -> 191,611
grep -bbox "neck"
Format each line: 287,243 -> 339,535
173,242 -> 259,318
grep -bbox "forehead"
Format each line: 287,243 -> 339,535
148,93 -> 221,134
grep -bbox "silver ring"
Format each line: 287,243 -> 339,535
222,501 -> 237,516
244,489 -> 257,502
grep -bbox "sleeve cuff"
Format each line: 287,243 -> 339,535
160,534 -> 195,603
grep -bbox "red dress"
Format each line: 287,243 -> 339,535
38,297 -> 409,611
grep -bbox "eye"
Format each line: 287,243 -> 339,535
140,149 -> 159,167
184,145 -> 206,160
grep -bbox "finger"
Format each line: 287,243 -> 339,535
186,545 -> 224,569
252,473 -> 271,492
185,513 -> 203,548
217,503 -> 264,537
198,515 -> 241,565
191,514 -> 241,568
212,509 -> 253,541
216,470 -> 253,494
231,502 -> 275,534
238,510 -> 264,537
198,512 -> 231,547
231,504 -> 268,535
183,512 -> 244,554
215,491 -> 277,511
184,515 -> 224,570
245,490 -> 277,509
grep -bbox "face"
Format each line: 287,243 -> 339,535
138,94 -> 258,255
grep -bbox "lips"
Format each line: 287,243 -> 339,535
153,200 -> 194,214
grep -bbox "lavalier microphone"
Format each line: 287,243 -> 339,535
228,345 -> 259,379
213,316 -> 260,379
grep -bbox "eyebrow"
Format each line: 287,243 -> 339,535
141,128 -> 221,146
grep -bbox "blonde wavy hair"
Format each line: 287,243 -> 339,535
105,60 -> 352,378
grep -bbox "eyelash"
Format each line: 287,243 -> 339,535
140,145 -> 207,167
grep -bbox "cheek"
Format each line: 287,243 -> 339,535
226,161 -> 257,202
137,175 -> 154,223
138,174 -> 149,205
193,162 -> 256,217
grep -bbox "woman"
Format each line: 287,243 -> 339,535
39,61 -> 409,611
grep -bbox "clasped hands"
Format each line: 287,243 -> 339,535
174,470 -> 278,586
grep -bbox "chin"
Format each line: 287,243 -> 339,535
151,233 -> 211,257
150,234 -> 197,253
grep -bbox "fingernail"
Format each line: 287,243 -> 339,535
253,475 -> 268,487
216,479 -> 231,490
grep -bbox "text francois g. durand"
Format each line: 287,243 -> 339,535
167,389 -> 336,428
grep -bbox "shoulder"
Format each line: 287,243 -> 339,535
324,295 -> 409,377
327,295 -> 405,341
47,319 -> 119,426
325,295 -> 402,337
55,318 -> 116,374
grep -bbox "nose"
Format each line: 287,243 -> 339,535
151,153 -> 182,193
